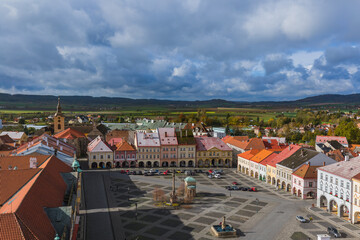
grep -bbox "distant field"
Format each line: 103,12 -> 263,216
0,107 -> 297,123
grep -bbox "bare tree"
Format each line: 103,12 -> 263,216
153,187 -> 165,202
176,183 -> 185,197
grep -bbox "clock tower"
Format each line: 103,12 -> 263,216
54,97 -> 65,134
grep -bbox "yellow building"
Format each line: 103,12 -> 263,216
195,137 -> 232,168
54,97 -> 65,134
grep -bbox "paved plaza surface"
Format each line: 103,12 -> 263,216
80,168 -> 360,240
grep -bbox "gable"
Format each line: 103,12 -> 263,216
91,141 -> 112,152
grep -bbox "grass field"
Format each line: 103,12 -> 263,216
0,107 -> 297,123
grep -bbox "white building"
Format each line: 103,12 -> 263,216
317,156 -> 360,222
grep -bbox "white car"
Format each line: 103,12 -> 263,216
296,216 -> 306,223
214,174 -> 221,179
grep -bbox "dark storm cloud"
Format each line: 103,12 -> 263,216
1,0 -> 360,100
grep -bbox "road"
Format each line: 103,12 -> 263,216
82,172 -> 115,240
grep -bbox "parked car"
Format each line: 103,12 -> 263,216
242,187 -> 250,191
232,182 -> 239,185
249,187 -> 257,192
120,170 -> 126,174
209,169 -> 213,174
231,186 -> 240,190
225,186 -> 232,190
143,170 -> 148,174
214,174 -> 221,179
296,216 -> 306,223
327,226 -> 341,238
137,171 -> 143,175
208,174 -> 213,179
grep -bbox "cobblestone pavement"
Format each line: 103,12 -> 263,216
80,168 -> 360,240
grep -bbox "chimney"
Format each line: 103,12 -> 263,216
165,132 -> 168,137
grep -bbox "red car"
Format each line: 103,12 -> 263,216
232,182 -> 239,185
250,187 -> 257,192
163,171 -> 168,175
209,169 -> 213,173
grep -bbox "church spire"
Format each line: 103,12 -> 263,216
55,97 -> 63,117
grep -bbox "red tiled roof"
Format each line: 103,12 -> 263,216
316,136 -> 348,145
195,137 -> 232,151
106,130 -> 131,142
238,149 -> 261,159
259,152 -> 278,166
267,145 -> 301,167
0,155 -> 72,240
108,138 -> 123,146
115,141 -> 136,151
250,149 -> 274,163
54,128 -> 86,139
0,168 -> 41,205
0,155 -> 50,170
262,139 -> 288,150
293,164 -> 321,179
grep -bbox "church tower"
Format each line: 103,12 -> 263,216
54,97 -> 65,134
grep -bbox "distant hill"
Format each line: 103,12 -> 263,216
0,93 -> 358,111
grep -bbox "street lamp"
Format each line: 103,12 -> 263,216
255,198 -> 259,213
135,202 -> 138,220
128,187 -> 130,201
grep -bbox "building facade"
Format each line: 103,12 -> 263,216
317,157 -> 360,222
195,137 -> 232,167
114,140 -> 137,168
177,129 -> 196,167
158,128 -> 178,167
87,136 -> 113,169
135,132 -> 161,168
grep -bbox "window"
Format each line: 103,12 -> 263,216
355,199 -> 358,206
309,182 -> 313,187
330,176 -> 333,183
108,155 -> 111,159
294,179 -> 297,184
93,155 -> 96,159
341,180 -> 344,187
356,185 -> 358,193
346,182 -> 350,190
325,175 -> 328,181
335,178 -> 338,185
320,173 -> 323,180
100,155 -> 103,159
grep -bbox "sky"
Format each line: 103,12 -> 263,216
1,0 -> 360,101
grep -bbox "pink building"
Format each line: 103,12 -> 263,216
114,140 -> 137,168
158,128 -> 178,167
316,135 -> 348,147
292,163 -> 320,199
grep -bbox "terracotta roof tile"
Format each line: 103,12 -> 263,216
250,149 -> 274,163
0,155 -> 50,170
259,152 -> 278,166
53,128 -> 86,139
238,149 -> 261,159
293,164 -> 321,179
0,168 -> 41,205
0,155 -> 72,240
195,137 -> 232,151
266,145 -> 301,167
115,141 -> 136,151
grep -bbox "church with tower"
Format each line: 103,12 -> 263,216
54,97 -> 65,134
